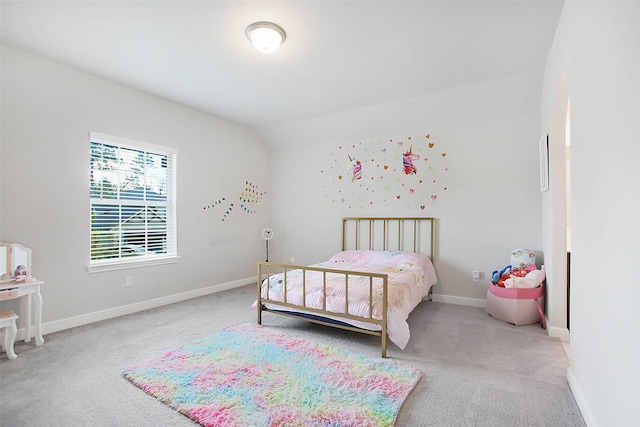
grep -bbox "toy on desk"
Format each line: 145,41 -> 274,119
13,265 -> 29,281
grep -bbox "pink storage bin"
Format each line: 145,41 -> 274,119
486,284 -> 546,328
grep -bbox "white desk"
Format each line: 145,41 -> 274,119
0,278 -> 44,346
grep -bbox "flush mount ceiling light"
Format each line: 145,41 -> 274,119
246,21 -> 286,53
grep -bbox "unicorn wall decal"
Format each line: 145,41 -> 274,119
402,145 -> 420,175
348,155 -> 362,182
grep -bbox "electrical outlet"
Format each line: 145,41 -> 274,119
289,257 -> 295,264
472,271 -> 480,282
125,276 -> 133,287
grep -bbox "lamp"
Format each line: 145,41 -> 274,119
262,228 -> 274,262
246,21 -> 286,53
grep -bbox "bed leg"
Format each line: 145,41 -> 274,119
257,265 -> 263,325
381,326 -> 388,358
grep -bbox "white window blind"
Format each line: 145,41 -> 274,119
89,132 -> 178,268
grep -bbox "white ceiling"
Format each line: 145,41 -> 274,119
0,1 -> 563,130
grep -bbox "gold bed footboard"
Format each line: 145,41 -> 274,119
257,262 -> 389,357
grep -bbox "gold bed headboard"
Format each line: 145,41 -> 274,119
341,217 -> 436,260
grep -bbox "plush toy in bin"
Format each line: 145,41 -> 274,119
491,249 -> 545,288
487,249 -> 546,327
505,266 -> 545,288
510,248 -> 536,269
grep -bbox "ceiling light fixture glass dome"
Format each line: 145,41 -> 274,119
246,21 -> 286,53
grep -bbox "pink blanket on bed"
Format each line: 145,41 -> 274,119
259,250 -> 437,349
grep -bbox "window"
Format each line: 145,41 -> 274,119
89,132 -> 178,271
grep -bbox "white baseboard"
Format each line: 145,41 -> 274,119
547,324 -> 570,341
431,293 -> 486,308
15,277 -> 254,341
567,366 -> 596,427
12,285 -> 560,343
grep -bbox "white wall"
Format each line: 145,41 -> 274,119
0,45 -> 270,327
541,2 -> 640,426
261,71 -> 544,305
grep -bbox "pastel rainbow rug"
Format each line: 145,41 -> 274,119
122,323 -> 421,427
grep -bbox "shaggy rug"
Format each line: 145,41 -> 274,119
122,323 -> 421,427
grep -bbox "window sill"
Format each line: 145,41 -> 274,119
86,255 -> 181,274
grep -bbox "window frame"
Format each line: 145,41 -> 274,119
87,132 -> 179,273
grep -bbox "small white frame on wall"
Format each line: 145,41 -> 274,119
539,133 -> 549,192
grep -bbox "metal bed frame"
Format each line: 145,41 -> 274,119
256,217 -> 435,357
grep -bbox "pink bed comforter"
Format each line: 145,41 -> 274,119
259,250 -> 437,349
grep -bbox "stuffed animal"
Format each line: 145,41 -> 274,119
510,249 -> 536,270
504,265 -> 546,289
12,265 -> 29,281
510,264 -> 536,278
492,265 -> 511,285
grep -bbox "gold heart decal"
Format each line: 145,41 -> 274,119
429,143 -> 435,148
441,153 -> 446,157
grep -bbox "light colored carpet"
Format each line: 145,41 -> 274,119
0,284 -> 585,426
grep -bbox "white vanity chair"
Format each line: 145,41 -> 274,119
0,243 -> 44,359
0,310 -> 19,359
